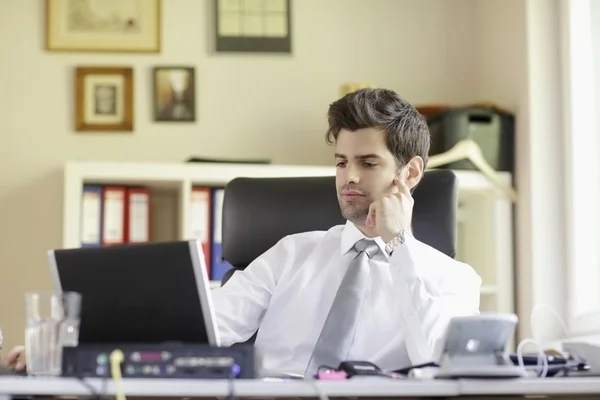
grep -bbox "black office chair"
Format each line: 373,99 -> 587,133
221,169 -> 458,284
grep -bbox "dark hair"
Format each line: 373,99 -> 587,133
325,88 -> 430,167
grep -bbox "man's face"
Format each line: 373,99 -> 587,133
334,128 -> 401,226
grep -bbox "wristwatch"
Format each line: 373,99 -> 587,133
385,229 -> 410,255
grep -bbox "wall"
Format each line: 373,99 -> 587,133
560,0 -> 600,336
0,0 -> 480,354
465,0 -> 567,342
594,2 -> 600,320
594,0 -> 600,168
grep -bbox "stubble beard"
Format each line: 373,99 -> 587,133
339,196 -> 371,226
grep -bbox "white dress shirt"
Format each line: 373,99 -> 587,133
211,220 -> 482,376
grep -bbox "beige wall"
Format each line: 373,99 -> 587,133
0,0 -> 484,354
0,0 -> 574,355
471,0 -> 568,342
594,0 -> 600,149
0,0 -> 577,358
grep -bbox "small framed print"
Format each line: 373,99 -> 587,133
75,67 -> 134,132
152,67 -> 196,122
46,0 -> 161,53
215,0 -> 292,53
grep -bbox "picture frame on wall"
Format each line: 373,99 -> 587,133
46,0 -> 161,53
152,66 -> 196,122
75,67 -> 134,132
214,0 -> 291,53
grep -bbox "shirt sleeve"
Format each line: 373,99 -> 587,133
388,236 -> 482,365
210,237 -> 291,346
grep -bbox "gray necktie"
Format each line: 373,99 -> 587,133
305,239 -> 380,377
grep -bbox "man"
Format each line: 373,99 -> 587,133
5,88 -> 481,376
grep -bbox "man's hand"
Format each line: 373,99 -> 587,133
4,345 -> 26,371
365,177 -> 414,243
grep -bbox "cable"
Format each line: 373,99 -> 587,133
310,380 -> 330,400
109,349 -> 126,400
227,364 -> 238,400
227,374 -> 235,400
76,375 -> 103,400
515,304 -> 570,378
530,304 -> 570,342
516,338 -> 548,378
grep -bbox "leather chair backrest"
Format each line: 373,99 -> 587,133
221,169 -> 458,276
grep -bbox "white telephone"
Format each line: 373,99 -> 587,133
434,313 -> 527,379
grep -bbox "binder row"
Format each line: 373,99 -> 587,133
80,185 -> 232,282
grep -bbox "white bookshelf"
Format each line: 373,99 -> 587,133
456,183 -> 515,319
62,161 -> 515,315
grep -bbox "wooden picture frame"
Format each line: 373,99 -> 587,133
75,67 -> 134,132
46,0 -> 161,53
152,67 -> 196,122
214,0 -> 291,53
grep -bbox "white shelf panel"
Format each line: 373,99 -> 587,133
62,161 -> 515,318
65,161 -> 512,191
453,170 -> 512,191
65,161 -> 335,186
481,285 -> 498,295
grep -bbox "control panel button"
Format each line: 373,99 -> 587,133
96,354 -> 108,365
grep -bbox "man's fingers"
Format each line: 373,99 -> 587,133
394,176 -> 412,196
15,358 -> 25,371
366,202 -> 377,227
5,346 -> 25,368
6,350 -> 19,363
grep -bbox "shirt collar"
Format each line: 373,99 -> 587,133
340,220 -> 389,259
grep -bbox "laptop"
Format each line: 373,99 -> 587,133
48,240 -> 221,346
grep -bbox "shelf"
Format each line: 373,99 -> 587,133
64,161 -> 512,190
64,161 -> 335,187
481,285 -> 498,295
62,161 -> 515,316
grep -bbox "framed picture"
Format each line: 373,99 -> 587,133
75,67 -> 134,132
152,67 -> 196,122
214,0 -> 291,53
46,0 -> 161,53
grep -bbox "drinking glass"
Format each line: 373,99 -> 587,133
24,291 -> 81,376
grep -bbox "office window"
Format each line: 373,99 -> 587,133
562,0 -> 600,336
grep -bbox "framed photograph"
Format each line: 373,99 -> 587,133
152,67 -> 196,122
46,0 -> 161,53
214,0 -> 291,53
75,67 -> 134,132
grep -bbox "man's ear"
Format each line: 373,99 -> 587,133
405,156 -> 424,189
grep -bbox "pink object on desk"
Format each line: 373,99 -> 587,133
316,370 -> 348,380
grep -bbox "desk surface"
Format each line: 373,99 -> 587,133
0,376 -> 457,398
2,376 -> 600,398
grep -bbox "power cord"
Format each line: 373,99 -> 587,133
109,349 -> 126,400
76,375 -> 104,400
227,364 -> 237,400
515,304 -> 570,378
310,380 -> 330,400
515,338 -> 548,378
227,374 -> 235,400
